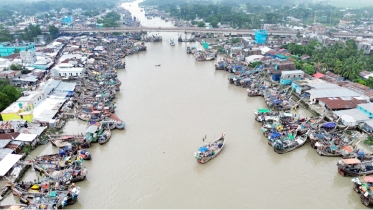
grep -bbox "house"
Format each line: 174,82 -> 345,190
12,74 -> 39,86
358,42 -> 373,54
20,51 -> 37,64
313,72 -> 325,79
17,91 -> 46,108
334,108 -> 371,127
291,78 -> 326,94
300,55 -> 310,61
0,120 -> 26,133
1,102 -> 34,122
359,70 -> 373,79
0,58 -> 12,70
318,97 -> 368,111
305,83 -> 361,104
0,43 -> 35,57
280,70 -> 304,85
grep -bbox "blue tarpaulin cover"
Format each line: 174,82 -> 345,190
272,99 -> 283,105
270,132 -> 281,138
323,122 -> 336,128
198,146 -> 208,152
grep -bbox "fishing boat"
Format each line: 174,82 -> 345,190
273,131 -> 309,154
351,176 -> 373,206
194,133 -> 225,164
337,159 -> 373,177
98,129 -> 111,145
77,112 -> 91,121
12,184 -> 80,209
0,204 -> 28,209
115,121 -> 125,129
76,149 -> 91,160
85,123 -> 104,143
247,88 -> 262,97
254,108 -> 272,117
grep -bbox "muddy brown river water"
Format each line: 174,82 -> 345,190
0,1 -> 366,208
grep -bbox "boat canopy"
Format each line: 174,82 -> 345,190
282,113 -> 293,117
272,99 -> 283,105
258,109 -> 270,113
264,116 -> 279,121
342,158 -> 361,165
342,145 -> 353,153
322,122 -> 336,128
270,132 -> 281,138
364,177 -> 373,183
198,146 -> 208,152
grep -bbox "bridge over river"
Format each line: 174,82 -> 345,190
55,26 -> 370,38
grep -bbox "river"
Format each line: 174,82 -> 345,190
0,0 -> 366,208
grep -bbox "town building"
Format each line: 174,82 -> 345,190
0,43 -> 35,57
280,70 -> 305,85
20,50 -> 37,64
0,102 -> 34,122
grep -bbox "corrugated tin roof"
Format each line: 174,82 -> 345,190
0,140 -> 11,148
319,97 -> 367,110
306,88 -> 360,99
358,103 -> 373,111
364,119 -> 373,128
0,133 -> 20,140
334,108 -> 371,122
0,148 -> 14,160
0,154 -> 22,176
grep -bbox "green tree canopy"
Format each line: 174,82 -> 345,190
49,25 -> 59,38
197,21 -> 205,27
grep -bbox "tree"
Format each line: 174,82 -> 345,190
49,25 -> 59,38
210,19 -> 218,28
197,21 -> 205,27
302,63 -> 315,75
296,31 -> 301,38
13,49 -> 20,53
0,25 -> 12,42
9,64 -> 22,70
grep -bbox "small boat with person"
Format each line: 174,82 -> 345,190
273,131 -> 309,154
194,133 -> 225,164
98,129 -> 111,145
337,158 -> 373,177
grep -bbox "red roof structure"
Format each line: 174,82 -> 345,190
313,72 -> 325,79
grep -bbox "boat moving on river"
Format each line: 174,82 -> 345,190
194,133 -> 225,164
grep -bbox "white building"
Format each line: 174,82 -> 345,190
51,66 -> 85,77
17,91 -> 46,108
24,16 -> 37,24
20,51 -> 37,64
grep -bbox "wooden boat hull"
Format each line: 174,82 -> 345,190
274,134 -> 308,154
98,129 -> 111,145
195,137 -> 225,164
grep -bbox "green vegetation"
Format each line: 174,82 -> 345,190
156,1 -> 373,28
281,39 -> 373,86
16,24 -> 42,42
97,11 -> 121,28
21,144 -> 32,154
364,136 -> 373,146
0,80 -> 22,112
10,64 -> 22,70
251,61 -> 261,68
231,38 -> 241,44
0,0 -> 118,16
0,25 -> 12,42
49,25 -> 59,38
197,21 -> 205,28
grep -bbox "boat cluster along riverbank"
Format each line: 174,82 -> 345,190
0,33 -> 149,209
211,57 -> 373,207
